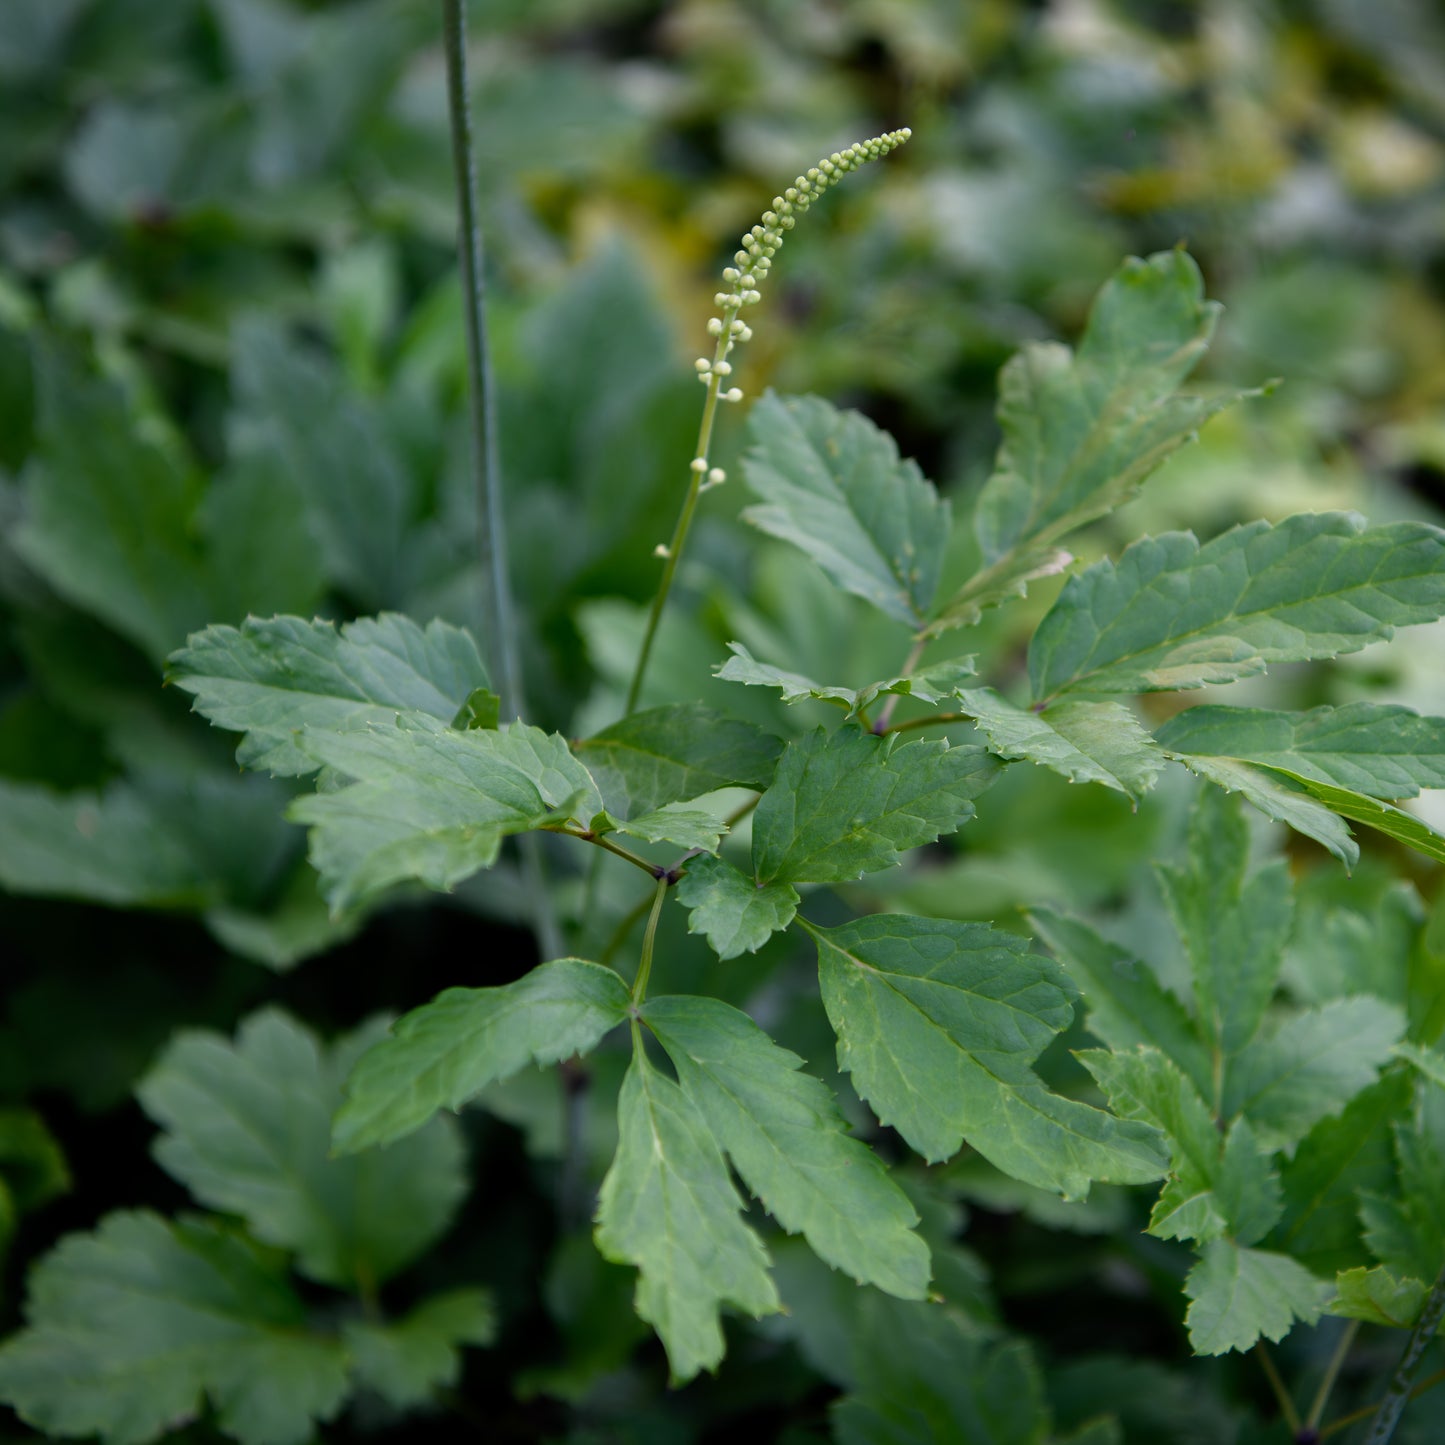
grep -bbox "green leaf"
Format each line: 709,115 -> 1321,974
1171,755 -> 1358,869
1183,1240 -> 1331,1354
289,718 -> 601,912
741,392 -> 951,628
642,995 -> 930,1298
0,1108 -> 69,1216
343,1287 -> 496,1409
1396,1042 -> 1445,1090
1360,1079 -> 1445,1282
1329,1266 -> 1431,1331
937,250 -> 1240,631
0,1211 -> 350,1445
605,802 -> 725,853
1027,908 -> 1211,1102
1154,702 -> 1445,799
958,689 -> 1162,800
674,853 -> 799,959
1156,786 -> 1292,1057
1028,514 -> 1445,701
332,958 -> 631,1153
452,687 -> 500,731
573,703 -> 783,817
594,1048 -> 780,1384
807,915 -> 1167,1193
1223,997 -> 1405,1152
168,613 -> 490,777
1249,770 -> 1445,867
752,728 -> 1000,885
137,1009 -> 467,1290
715,642 -> 975,717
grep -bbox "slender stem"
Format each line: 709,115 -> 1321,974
1255,1342 -> 1303,1437
1307,1320 -> 1360,1431
884,710 -> 973,735
1362,1266 -> 1445,1445
600,891 -> 656,967
1321,1367 -> 1445,1440
546,825 -> 661,878
873,637 -> 928,733
631,877 -> 668,1005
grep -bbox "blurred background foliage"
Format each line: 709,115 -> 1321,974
1,0 -> 1443,1441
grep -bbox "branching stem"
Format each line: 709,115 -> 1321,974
884,711 -> 973,735
1361,1265 -> 1445,1445
1306,1319 -> 1359,1432
1255,1342 -> 1302,1437
631,877 -> 668,1005
873,637 -> 928,733
547,825 -> 661,879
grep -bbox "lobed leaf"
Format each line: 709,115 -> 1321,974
1329,1266 -> 1431,1331
1028,514 -> 1445,701
752,727 -> 1000,885
741,393 -> 951,628
138,1009 -> 467,1291
168,613 -> 490,776
1183,1240 -> 1330,1355
593,1048 -> 780,1383
674,853 -> 799,959
642,995 -> 931,1298
332,959 -> 630,1153
1359,1079 -> 1445,1283
936,250 -> 1242,631
0,1211 -> 350,1445
807,915 -> 1167,1194
342,1287 -> 496,1409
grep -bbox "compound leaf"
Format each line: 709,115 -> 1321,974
574,703 -> 782,817
333,958 -> 630,1153
1251,772 -> 1445,867
741,392 -> 950,628
674,853 -> 799,959
594,1048 -> 780,1384
807,915 -> 1166,1194
138,1009 -> 467,1291
1183,1240 -> 1330,1354
752,728 -> 1000,885
168,614 -> 489,776
0,1210 -> 350,1445
959,689 -> 1162,800
289,718 -> 601,912
1028,515 -> 1445,701
343,1287 -> 496,1409
938,250 -> 1239,631
1329,1266 -> 1431,1331
642,995 -> 930,1298
1154,702 -> 1445,800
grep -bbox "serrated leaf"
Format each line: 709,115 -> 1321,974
741,392 -> 951,627
1172,755 -> 1358,868
168,613 -> 490,777
674,853 -> 799,959
959,689 -> 1162,800
1028,909 -> 1211,1101
1360,1079 -> 1445,1282
1251,770 -> 1445,867
1028,514 -> 1445,701
807,915 -> 1167,1193
1329,1266 -> 1431,1330
752,728 -> 1000,885
333,958 -> 630,1153
715,642 -> 975,717
1157,786 -> 1292,1057
1154,702 -> 1445,799
138,1009 -> 467,1290
642,995 -> 930,1298
574,703 -> 783,816
936,250 -> 1240,632
452,686 -> 501,730
594,1048 -> 780,1384
0,1211 -> 350,1445
1396,1042 -> 1445,1089
607,802 -> 725,853
343,1287 -> 495,1408
289,717 -> 601,912
1183,1240 -> 1330,1354
1223,997 -> 1405,1152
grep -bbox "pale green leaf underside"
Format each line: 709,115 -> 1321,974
168,613 -> 489,776
332,959 -> 631,1153
1184,1240 -> 1331,1354
808,915 -> 1166,1194
1029,514 -> 1445,701
1155,702 -> 1445,800
741,392 -> 951,627
603,804 -> 726,853
594,1050 -> 780,1384
959,688 -> 1162,799
937,250 -> 1239,632
289,718 -> 602,912
643,995 -> 930,1299
574,703 -> 782,817
752,728 -> 1000,885
1256,770 -> 1445,867
0,1211 -> 349,1445
1329,1266 -> 1432,1331
137,1010 -> 467,1292
715,642 -> 975,718
674,853 -> 799,959
342,1287 -> 496,1409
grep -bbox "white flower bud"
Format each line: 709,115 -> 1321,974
714,360 -> 731,376
725,387 -> 743,402
653,543 -> 670,558
694,357 -> 711,373
706,317 -> 723,336
707,467 -> 725,486
690,458 -> 708,473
